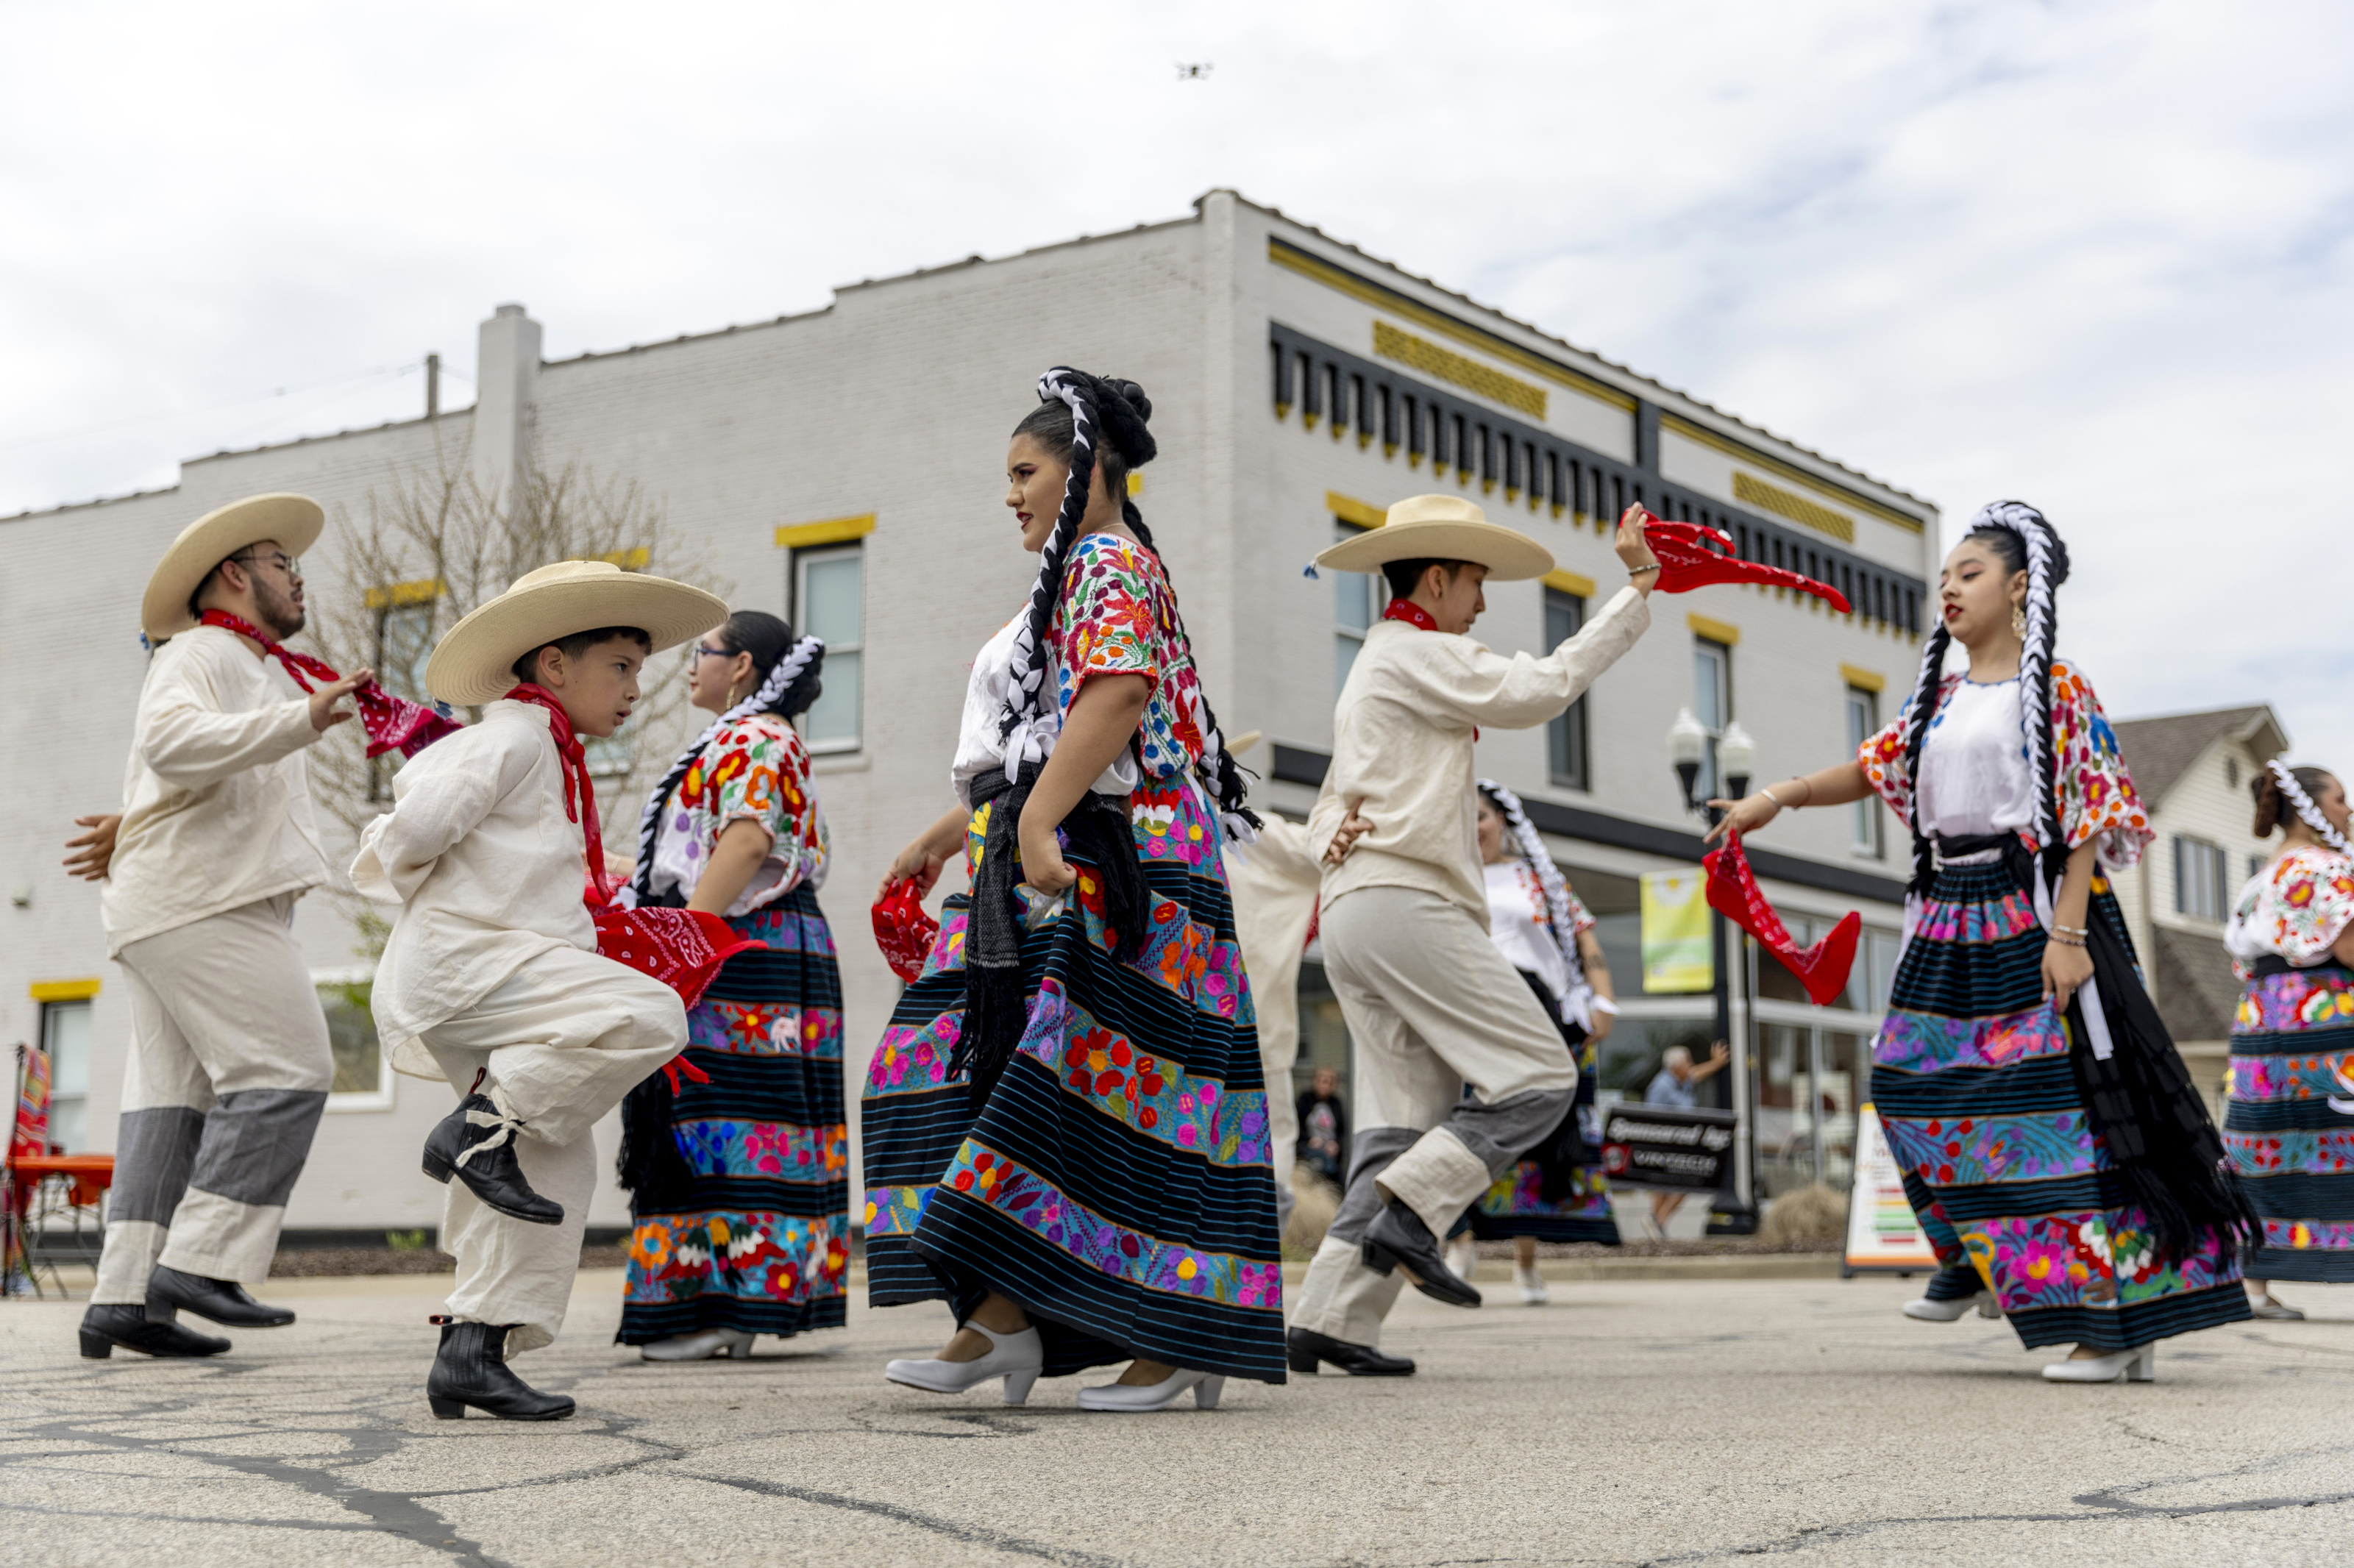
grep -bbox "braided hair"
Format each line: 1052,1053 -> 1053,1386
2259,758 -> 2350,855
1476,779 -> 1587,1017
1002,368 -> 1259,841
1899,501 -> 2073,895
625,610 -> 825,906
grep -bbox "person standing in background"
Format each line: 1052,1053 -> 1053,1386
1640,1042 -> 1728,1236
1297,1067 -> 1350,1191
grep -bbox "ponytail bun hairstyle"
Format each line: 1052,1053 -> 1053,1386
2255,758 -> 2349,854
999,368 -> 1258,841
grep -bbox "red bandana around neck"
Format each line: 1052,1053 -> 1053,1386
499,683 -> 615,905
199,610 -> 459,760
1382,598 -> 1441,632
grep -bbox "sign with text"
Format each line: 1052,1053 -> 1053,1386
1842,1102 -> 1941,1274
1600,1105 -> 1735,1191
1640,870 -> 1713,992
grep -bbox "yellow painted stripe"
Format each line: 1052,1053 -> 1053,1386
1270,240 -> 1638,413
775,514 -> 877,549
1126,472 -> 1144,497
29,978 -> 100,1002
363,577 -> 445,610
1663,415 -> 1926,533
1326,491 -> 1387,530
1687,612 -> 1740,646
1543,569 -> 1596,598
1732,471 -> 1855,544
593,546 -> 650,571
1373,321 -> 1547,420
1841,663 -> 1886,693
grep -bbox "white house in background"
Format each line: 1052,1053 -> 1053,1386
2109,703 -> 2291,1114
3,190 -> 1941,1238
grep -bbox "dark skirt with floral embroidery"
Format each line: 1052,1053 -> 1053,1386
861,777 -> 1287,1384
1466,986 -> 1621,1245
2225,960 -> 2354,1283
618,885 -> 849,1344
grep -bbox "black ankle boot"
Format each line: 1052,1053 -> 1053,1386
426,1318 -> 575,1420
422,1093 -> 563,1225
1362,1198 -> 1482,1308
148,1265 -> 295,1328
80,1302 -> 230,1359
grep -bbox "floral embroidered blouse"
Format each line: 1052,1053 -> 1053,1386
1856,658 -> 2153,869
2227,845 -> 2354,978
647,713 -> 828,916
1484,859 -> 1595,1004
1047,532 -> 1213,785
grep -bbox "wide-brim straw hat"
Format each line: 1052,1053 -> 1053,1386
1313,493 -> 1554,582
425,560 -> 728,705
142,493 -> 327,640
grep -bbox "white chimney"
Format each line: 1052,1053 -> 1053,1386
472,303 -> 542,509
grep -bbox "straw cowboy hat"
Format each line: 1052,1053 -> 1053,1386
1312,493 -> 1554,582
141,493 -> 327,641
425,560 -> 728,706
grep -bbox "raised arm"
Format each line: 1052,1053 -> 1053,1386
1704,761 -> 1876,844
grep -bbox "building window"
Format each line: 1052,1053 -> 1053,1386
315,972 -> 394,1109
1332,523 -> 1382,695
40,1000 -> 91,1152
1546,587 -> 1589,789
794,545 -> 864,751
1845,685 -> 1882,858
369,599 -> 438,800
2175,835 -> 2230,922
2250,852 -> 2268,883
1692,637 -> 1731,801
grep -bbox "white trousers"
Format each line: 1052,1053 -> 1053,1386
1290,884 -> 1576,1346
418,947 -> 685,1354
92,894 -> 333,1304
1228,817 -> 1320,1228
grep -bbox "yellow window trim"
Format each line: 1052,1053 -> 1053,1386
1543,569 -> 1596,598
1688,612 -> 1740,646
363,577 -> 446,610
30,978 -> 101,1002
1270,239 -> 1638,413
1326,491 -> 1387,530
1372,322 -> 1548,421
1732,472 -> 1855,544
592,546 -> 650,571
1841,663 -> 1886,693
775,514 -> 877,550
1662,415 -> 1925,533
1126,472 -> 1143,497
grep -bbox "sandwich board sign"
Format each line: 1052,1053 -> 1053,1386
1842,1102 -> 1941,1275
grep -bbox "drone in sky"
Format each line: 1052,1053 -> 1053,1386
1176,63 -> 1212,80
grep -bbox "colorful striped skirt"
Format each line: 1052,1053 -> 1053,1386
2225,960 -> 2354,1283
619,885 -> 849,1343
1871,860 -> 2246,1351
1466,976 -> 1619,1244
861,777 -> 1287,1385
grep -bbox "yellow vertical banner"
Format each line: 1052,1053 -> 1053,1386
1640,870 -> 1713,993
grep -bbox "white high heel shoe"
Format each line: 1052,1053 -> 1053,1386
2042,1343 -> 2154,1383
641,1328 -> 755,1361
1075,1366 -> 1226,1412
884,1320 -> 1044,1405
1443,1237 -> 1477,1282
1514,1264 -> 1549,1305
1903,1290 -> 2000,1322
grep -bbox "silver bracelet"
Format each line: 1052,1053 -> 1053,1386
1760,785 -> 1788,809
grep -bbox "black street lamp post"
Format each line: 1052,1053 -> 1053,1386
1668,710 -> 1759,1236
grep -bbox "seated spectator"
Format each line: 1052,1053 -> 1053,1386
1296,1066 -> 1349,1189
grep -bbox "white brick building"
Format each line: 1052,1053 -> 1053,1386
3,190 -> 1941,1236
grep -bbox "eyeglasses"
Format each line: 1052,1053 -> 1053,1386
230,550 -> 302,580
694,645 -> 734,660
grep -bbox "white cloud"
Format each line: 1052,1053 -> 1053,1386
4,0 -> 2347,763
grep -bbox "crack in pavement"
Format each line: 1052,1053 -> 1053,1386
686,1472 -> 1143,1566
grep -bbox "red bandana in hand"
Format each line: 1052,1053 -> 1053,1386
499,683 -> 619,905
1628,509 -> 1852,612
1702,832 -> 1860,1006
1382,598 -> 1442,632
199,610 -> 459,759
591,905 -> 758,1012
873,878 -> 942,984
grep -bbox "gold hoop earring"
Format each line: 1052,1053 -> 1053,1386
2010,602 -> 2027,637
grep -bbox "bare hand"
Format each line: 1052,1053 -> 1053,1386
309,669 -> 373,732
1703,794 -> 1779,844
1587,1008 -> 1615,1044
2043,938 -> 2094,1014
1612,504 -> 1663,580
880,836 -> 953,903
63,814 -> 121,881
1017,817 -> 1077,896
1709,1040 -> 1730,1068
1323,799 -> 1373,867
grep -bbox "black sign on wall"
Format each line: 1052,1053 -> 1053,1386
1600,1107 -> 1735,1192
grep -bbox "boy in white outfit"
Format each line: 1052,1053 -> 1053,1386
353,560 -> 724,1420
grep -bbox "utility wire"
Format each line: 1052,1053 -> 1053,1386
0,360 -> 433,453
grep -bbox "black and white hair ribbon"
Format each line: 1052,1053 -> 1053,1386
995,368 -> 1095,785
622,632 -> 824,908
1478,779 -> 1590,1026
2268,758 -> 2352,855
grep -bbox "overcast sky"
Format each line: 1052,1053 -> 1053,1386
7,0 -> 2349,769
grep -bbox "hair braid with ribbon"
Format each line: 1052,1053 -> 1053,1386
1477,779 -> 1587,1014
2266,758 -> 2351,855
626,630 -> 823,905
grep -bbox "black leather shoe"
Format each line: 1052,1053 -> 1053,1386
1287,1326 -> 1415,1377
426,1319 -> 575,1421
79,1302 -> 230,1359
146,1265 -> 295,1328
422,1093 -> 563,1226
1362,1199 -> 1483,1308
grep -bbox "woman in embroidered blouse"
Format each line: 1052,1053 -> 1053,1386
2222,762 -> 2354,1317
860,371 -> 1283,1412
1445,782 -> 1620,1303
1706,503 -> 2250,1384
614,610 -> 847,1362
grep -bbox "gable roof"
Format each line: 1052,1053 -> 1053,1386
2112,705 -> 2288,805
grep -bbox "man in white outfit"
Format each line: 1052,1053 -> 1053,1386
81,493 -> 374,1360
1287,496 -> 1658,1377
1221,734 -> 1323,1230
